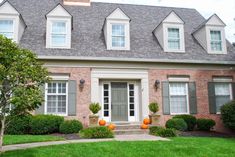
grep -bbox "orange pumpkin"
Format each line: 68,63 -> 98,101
141,124 -> 149,129
108,124 -> 116,130
99,119 -> 106,126
143,118 -> 151,125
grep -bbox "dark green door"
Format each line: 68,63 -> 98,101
111,82 -> 128,121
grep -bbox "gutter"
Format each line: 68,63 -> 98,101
37,56 -> 235,65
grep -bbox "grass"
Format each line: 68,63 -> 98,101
1,137 -> 235,157
3,135 -> 64,145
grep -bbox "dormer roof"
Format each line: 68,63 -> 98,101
46,3 -> 72,18
106,8 -> 130,21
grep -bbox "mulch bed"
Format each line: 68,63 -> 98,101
179,131 -> 235,138
51,133 -> 82,140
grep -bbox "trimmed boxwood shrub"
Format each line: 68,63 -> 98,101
30,115 -> 64,135
173,115 -> 196,131
149,126 -> 177,137
5,114 -> 32,135
196,118 -> 215,131
221,101 -> 235,130
166,118 -> 187,131
79,126 -> 114,138
59,120 -> 83,134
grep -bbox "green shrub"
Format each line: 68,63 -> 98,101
59,120 -> 83,134
30,115 -> 64,135
89,103 -> 101,115
5,114 -> 32,135
149,126 -> 177,137
148,102 -> 159,114
173,115 -> 196,131
196,118 -> 215,131
79,126 -> 114,138
221,101 -> 235,130
166,118 -> 187,131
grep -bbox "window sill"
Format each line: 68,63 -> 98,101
46,113 -> 68,116
170,113 -> 190,115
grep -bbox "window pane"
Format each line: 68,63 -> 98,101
52,22 -> 66,34
112,25 -> 125,36
168,28 -> 180,50
215,83 -> 230,95
216,96 -> 230,112
130,111 -> 134,116
48,83 -> 56,93
170,83 -> 186,95
47,95 -> 57,113
104,111 -> 109,117
170,96 -> 187,113
104,104 -> 109,110
130,103 -> 134,109
0,20 -> 13,39
58,83 -> 66,94
104,91 -> 109,96
104,84 -> 109,90
57,95 -> 66,113
52,34 -> 66,46
112,36 -> 125,47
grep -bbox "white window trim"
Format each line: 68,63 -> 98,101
206,26 -> 227,54
106,20 -> 130,51
46,17 -> 71,49
163,23 -> 185,53
44,81 -> 68,116
169,82 -> 190,115
213,78 -> 233,114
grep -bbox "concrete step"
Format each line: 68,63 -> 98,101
115,124 -> 141,130
114,129 -> 149,135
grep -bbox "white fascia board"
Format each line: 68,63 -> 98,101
37,56 -> 235,65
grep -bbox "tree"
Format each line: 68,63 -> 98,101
0,35 -> 50,151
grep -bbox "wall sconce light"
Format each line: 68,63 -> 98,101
154,80 -> 160,89
79,79 -> 85,88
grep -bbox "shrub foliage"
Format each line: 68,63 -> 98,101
149,126 -> 177,137
30,115 -> 64,135
59,120 -> 83,134
148,102 -> 159,114
196,118 -> 215,131
166,118 -> 187,131
221,101 -> 235,130
89,103 -> 101,115
173,115 -> 196,131
79,126 -> 114,138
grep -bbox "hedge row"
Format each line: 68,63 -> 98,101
5,115 -> 83,135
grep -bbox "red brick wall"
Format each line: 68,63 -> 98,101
149,69 -> 235,133
48,67 -> 91,127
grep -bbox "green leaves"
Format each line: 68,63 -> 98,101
0,35 -> 50,117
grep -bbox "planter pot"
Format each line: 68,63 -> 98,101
149,114 -> 160,126
89,115 -> 99,126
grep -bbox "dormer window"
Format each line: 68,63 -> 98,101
210,30 -> 222,51
103,8 -> 130,50
51,21 -> 67,47
168,28 -> 180,50
112,24 -> 125,48
46,4 -> 72,49
153,11 -> 185,53
0,20 -> 14,39
0,1 -> 26,43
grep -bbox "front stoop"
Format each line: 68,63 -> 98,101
112,123 -> 149,135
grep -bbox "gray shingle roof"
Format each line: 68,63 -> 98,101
5,0 -> 235,62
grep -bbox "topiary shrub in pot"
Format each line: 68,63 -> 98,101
166,118 -> 187,131
79,126 -> 114,138
196,118 -> 215,131
221,100 -> 235,130
59,120 -> 83,134
148,102 -> 160,125
173,115 -> 196,131
5,114 -> 32,135
30,115 -> 64,135
89,102 -> 101,126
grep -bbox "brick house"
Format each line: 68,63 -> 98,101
1,0 -> 235,133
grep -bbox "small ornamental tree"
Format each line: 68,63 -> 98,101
0,35 -> 50,151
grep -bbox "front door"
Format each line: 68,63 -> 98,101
111,82 -> 128,121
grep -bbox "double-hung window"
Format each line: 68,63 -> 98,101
112,24 -> 125,48
0,20 -> 14,39
168,28 -> 180,50
46,81 -> 68,116
210,30 -> 222,51
51,21 -> 67,47
169,82 -> 189,114
214,82 -> 232,113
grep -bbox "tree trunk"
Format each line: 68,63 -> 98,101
0,117 -> 6,152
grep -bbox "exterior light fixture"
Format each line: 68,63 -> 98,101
79,79 -> 85,88
154,80 -> 160,89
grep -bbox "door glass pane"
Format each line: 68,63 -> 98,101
103,84 -> 109,117
129,84 -> 135,117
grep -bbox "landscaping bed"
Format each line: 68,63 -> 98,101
179,131 -> 235,138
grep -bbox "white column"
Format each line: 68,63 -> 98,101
141,78 -> 149,120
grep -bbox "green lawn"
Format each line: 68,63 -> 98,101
3,135 -> 64,145
1,137 -> 235,157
